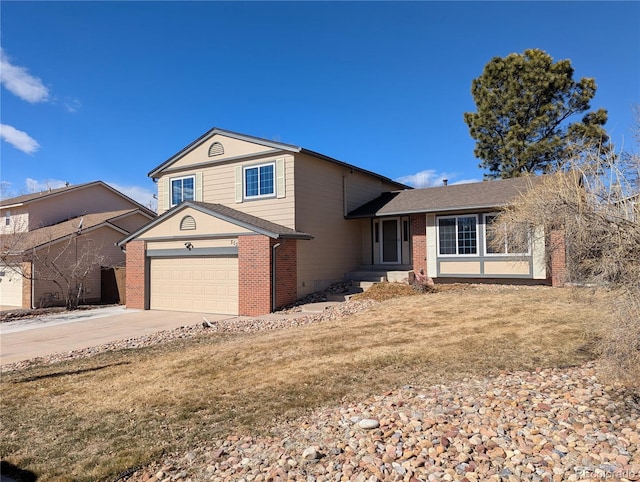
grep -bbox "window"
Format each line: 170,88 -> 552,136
438,216 -> 477,255
244,163 -> 274,198
484,214 -> 530,255
171,176 -> 195,206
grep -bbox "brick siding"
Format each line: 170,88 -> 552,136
273,238 -> 297,309
238,235 -> 298,316
125,240 -> 146,309
410,214 -> 427,275
21,261 -> 32,309
238,235 -> 272,316
550,229 -> 566,287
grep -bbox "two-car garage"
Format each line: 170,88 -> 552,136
149,256 -> 238,315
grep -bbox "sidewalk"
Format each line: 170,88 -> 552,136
0,303 -> 340,366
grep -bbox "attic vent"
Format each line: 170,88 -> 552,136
180,215 -> 196,231
208,142 -> 224,157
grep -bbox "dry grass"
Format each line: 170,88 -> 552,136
0,286 -> 611,481
351,281 -> 425,301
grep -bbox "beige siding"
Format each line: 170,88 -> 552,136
156,155 -> 296,227
146,238 -> 237,250
139,207 -> 253,239
28,184 -> 143,230
345,172 -> 400,213
169,134 -> 280,171
32,226 -> 126,307
439,261 -> 482,275
295,154 -> 380,296
532,226 -> 547,279
1,207 -> 29,235
483,260 -> 530,275
426,214 -> 437,277
109,212 -> 153,233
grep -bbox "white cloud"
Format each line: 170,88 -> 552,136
107,182 -> 157,212
25,178 -> 67,193
395,169 -> 481,188
451,178 -> 482,185
0,124 -> 40,154
64,97 -> 82,113
395,169 -> 453,188
0,48 -> 50,103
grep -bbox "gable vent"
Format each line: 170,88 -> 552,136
208,142 -> 224,157
180,215 -> 196,230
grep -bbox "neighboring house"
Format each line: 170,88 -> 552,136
0,181 -> 156,308
119,128 -> 562,317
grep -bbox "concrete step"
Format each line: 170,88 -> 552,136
346,271 -> 387,282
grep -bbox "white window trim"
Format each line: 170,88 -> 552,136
170,175 -> 196,207
243,162 -> 276,200
483,213 -> 531,256
436,214 -> 479,257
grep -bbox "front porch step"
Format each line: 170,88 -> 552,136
346,269 -> 413,284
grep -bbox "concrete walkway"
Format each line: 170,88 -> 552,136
0,303 -> 340,366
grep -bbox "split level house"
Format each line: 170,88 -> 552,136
0,181 -> 156,309
120,128 -> 563,317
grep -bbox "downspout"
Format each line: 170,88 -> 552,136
30,261 -> 36,309
271,242 -> 281,312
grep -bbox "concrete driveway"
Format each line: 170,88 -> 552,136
0,307 -> 239,366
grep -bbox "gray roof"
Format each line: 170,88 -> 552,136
347,176 -> 543,218
0,180 -> 156,217
117,200 -> 312,246
1,209 -> 142,253
189,201 -> 313,239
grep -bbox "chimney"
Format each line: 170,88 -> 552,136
443,179 -> 448,186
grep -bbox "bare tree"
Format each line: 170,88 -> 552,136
490,125 -> 640,389
1,223 -> 109,309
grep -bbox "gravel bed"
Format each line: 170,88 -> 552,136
0,299 -> 377,373
120,363 -> 640,482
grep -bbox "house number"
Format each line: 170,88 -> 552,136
230,240 -> 238,246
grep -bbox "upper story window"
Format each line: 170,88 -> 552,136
438,215 -> 478,255
5,210 -> 10,226
484,214 -> 530,255
244,163 -> 275,199
171,176 -> 195,206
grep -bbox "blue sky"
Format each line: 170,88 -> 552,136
1,1 -> 638,210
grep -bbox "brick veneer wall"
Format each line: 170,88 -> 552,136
125,240 -> 146,309
550,229 -> 567,287
274,238 -> 297,309
410,214 -> 427,275
238,235 -> 272,316
238,235 -> 298,316
21,261 -> 32,309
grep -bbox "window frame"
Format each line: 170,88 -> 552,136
483,213 -> 531,256
243,162 -> 276,200
170,175 -> 195,207
436,214 -> 479,257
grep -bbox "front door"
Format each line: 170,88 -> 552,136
381,218 -> 400,264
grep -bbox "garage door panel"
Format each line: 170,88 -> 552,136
150,257 -> 238,315
0,269 -> 23,307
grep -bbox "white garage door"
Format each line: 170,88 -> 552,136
150,257 -> 238,315
0,269 -> 23,308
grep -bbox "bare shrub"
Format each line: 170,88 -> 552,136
491,124 -> 640,390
